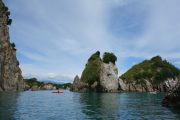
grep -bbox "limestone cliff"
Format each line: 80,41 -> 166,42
71,75 -> 88,92
100,62 -> 119,92
0,0 -> 25,91
71,51 -> 119,92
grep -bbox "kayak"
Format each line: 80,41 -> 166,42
52,91 -> 64,94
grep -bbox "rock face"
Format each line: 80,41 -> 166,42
100,62 -> 119,92
31,85 -> 39,91
71,75 -> 89,92
42,84 -> 56,90
71,51 -> 119,92
0,1 -> 25,91
118,78 -> 128,91
162,81 -> 180,108
118,78 -> 178,92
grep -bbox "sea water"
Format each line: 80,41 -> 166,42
0,90 -> 180,120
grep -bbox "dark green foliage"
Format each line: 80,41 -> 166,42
7,19 -> 12,25
11,43 -> 15,48
120,56 -> 180,85
81,51 -> 102,85
6,11 -> 10,16
4,6 -> 8,11
151,55 -> 162,62
17,61 -> 19,66
11,43 -> 16,51
25,78 -> 44,88
88,51 -> 100,62
103,52 -> 117,64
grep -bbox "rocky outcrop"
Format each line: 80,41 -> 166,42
100,62 -> 119,92
42,84 -> 56,90
118,79 -> 128,91
31,85 -> 39,91
71,75 -> 89,92
118,78 -> 178,92
162,81 -> 180,108
71,51 -> 119,92
164,78 -> 179,91
0,0 -> 25,91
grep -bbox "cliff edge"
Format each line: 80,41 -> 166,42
0,0 -> 25,91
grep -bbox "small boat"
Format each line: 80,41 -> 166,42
52,91 -> 64,94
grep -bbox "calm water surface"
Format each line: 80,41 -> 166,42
0,90 -> 180,120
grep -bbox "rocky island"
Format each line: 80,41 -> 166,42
71,51 -> 119,92
0,0 -> 25,91
120,56 -> 180,92
72,53 -> 180,93
25,78 -> 72,91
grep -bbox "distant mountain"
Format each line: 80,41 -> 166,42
40,79 -> 65,84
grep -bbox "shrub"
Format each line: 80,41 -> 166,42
151,55 -> 162,62
88,51 -> 101,62
4,6 -> 8,11
6,11 -> 10,16
7,19 -> 12,25
11,43 -> 15,48
103,52 -> 117,64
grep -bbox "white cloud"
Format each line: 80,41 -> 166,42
126,0 -> 180,58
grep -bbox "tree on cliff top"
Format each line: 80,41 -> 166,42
103,52 -> 117,64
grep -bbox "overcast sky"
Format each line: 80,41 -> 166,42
4,0 -> 180,83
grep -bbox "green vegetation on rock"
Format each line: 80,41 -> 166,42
81,51 -> 102,85
120,56 -> 180,85
25,78 -> 44,88
88,51 -> 101,62
103,52 -> 117,64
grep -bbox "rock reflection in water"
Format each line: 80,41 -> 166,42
0,92 -> 19,120
79,93 -> 119,120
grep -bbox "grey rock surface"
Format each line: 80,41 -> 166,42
0,1 -> 25,91
100,62 -> 119,92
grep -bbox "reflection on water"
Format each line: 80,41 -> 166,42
0,92 -> 19,120
79,93 -> 119,120
0,91 -> 180,120
78,92 -> 180,120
